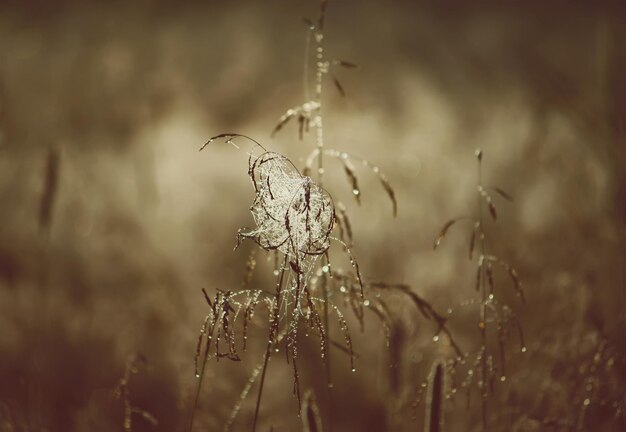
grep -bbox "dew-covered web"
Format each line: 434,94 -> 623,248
197,134 -> 359,414
238,150 -> 334,259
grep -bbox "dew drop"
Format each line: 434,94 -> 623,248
521,346 -> 527,353
328,383 -> 334,389
322,265 -> 329,273
318,168 -> 324,175
500,376 -> 506,382
433,335 -> 440,342
488,293 -> 494,300
195,373 -> 200,378
275,348 -> 280,353
363,300 -> 371,307
351,368 -> 356,373
352,189 -> 360,196
583,398 -> 590,406
273,270 -> 279,276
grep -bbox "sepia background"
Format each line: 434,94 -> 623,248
0,0 -> 625,431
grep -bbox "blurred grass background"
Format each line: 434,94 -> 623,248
0,0 -> 624,431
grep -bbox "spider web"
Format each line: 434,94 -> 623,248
239,151 -> 334,258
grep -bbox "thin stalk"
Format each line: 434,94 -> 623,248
322,271 -> 334,431
188,350 -> 208,432
314,5 -> 326,186
189,298 -> 219,432
313,2 -> 334,430
121,360 -> 133,432
477,151 -> 488,430
304,24 -> 312,102
252,255 -> 288,432
252,341 -> 273,432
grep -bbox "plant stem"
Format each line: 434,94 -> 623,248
314,7 -> 325,187
188,354 -> 208,432
252,340 -> 273,432
477,152 -> 488,430
313,1 -> 334,430
322,272 -> 334,431
252,256 -> 288,432
304,24 -> 312,103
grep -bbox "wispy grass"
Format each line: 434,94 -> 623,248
432,149 -> 525,428
190,2 -> 469,431
116,354 -> 158,432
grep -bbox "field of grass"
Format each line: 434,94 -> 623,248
0,1 -> 624,431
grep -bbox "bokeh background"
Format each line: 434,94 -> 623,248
1,0 -> 625,431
